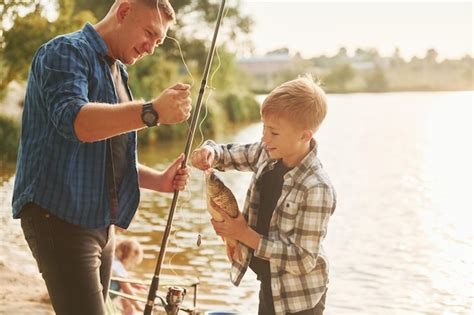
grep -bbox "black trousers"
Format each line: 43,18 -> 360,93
20,203 -> 115,315
258,279 -> 327,315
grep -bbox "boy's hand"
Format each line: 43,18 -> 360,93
226,243 -> 243,263
211,205 -> 248,241
190,145 -> 215,170
212,203 -> 261,251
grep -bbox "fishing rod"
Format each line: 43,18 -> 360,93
144,1 -> 226,314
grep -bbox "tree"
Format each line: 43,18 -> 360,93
323,63 -> 355,91
274,56 -> 312,85
0,0 -> 39,37
390,47 -> 405,67
1,0 -> 40,89
1,0 -> 95,90
364,65 -> 388,91
424,48 -> 439,64
266,47 -> 290,56
73,0 -> 113,19
336,47 -> 348,58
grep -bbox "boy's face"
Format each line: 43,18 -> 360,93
261,114 -> 312,166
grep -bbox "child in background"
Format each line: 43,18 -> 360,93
110,239 -> 146,315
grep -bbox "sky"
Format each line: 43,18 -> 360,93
239,0 -> 473,60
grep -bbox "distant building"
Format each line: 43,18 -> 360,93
237,53 -> 292,89
237,53 -> 291,76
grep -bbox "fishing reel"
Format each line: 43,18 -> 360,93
156,286 -> 187,315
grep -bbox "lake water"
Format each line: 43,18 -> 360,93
0,91 -> 472,314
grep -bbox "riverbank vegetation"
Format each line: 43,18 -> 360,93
243,47 -> 473,94
0,115 -> 19,162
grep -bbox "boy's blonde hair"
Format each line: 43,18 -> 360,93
115,239 -> 144,269
261,74 -> 327,132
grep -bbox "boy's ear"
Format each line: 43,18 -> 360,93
301,130 -> 313,141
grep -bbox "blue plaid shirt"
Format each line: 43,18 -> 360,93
12,23 -> 140,228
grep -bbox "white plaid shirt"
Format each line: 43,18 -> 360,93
204,138 -> 336,314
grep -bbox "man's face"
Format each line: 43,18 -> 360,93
116,2 -> 170,65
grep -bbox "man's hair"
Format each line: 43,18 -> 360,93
261,74 -> 327,132
140,0 -> 175,21
114,0 -> 176,21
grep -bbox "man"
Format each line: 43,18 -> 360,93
12,1 -> 191,314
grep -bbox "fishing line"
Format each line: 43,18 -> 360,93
147,11 -> 196,278
147,0 -> 227,297
145,1 -> 227,312
195,4 -> 229,149
165,35 -> 196,88
165,6 -> 230,249
194,5 -> 229,247
193,47 -> 223,247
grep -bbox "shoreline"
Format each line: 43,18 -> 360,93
0,176 -> 53,314
0,258 -> 53,314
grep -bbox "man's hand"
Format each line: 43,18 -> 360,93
157,153 -> 190,192
190,145 -> 215,170
153,83 -> 192,124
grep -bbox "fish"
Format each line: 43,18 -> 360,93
205,169 -> 242,262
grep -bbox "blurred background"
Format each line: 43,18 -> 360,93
0,0 -> 472,314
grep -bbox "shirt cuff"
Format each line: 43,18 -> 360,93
203,140 -> 222,167
53,99 -> 87,142
254,235 -> 274,260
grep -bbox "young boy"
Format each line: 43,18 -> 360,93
191,74 -> 336,315
191,76 -> 336,315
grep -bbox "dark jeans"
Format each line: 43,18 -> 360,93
258,279 -> 327,315
20,203 -> 115,315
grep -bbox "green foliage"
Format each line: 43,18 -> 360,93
1,0 -> 95,90
127,53 -> 181,101
221,92 -> 260,123
274,57 -> 313,87
364,65 -> 388,92
250,47 -> 473,93
74,0 -> 113,19
0,115 -> 20,161
137,90 -> 261,145
0,56 -> 7,96
3,11 -> 50,85
323,63 -> 355,91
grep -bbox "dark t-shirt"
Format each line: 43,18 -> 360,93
106,57 -> 129,188
249,160 -> 292,280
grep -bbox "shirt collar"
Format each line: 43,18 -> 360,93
283,138 -> 321,183
82,23 -> 109,57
